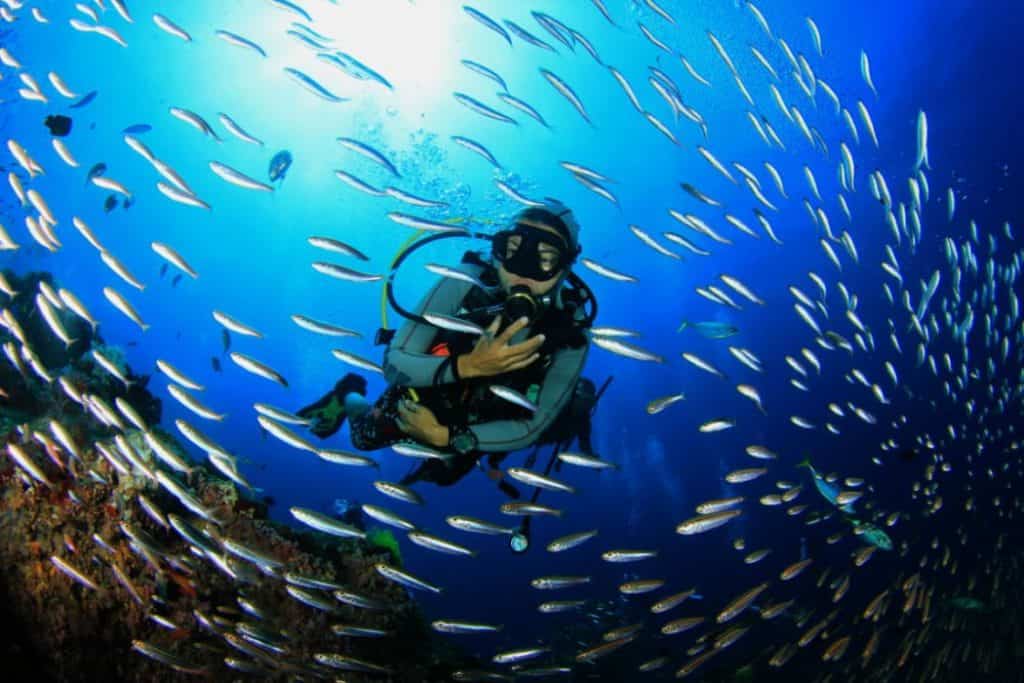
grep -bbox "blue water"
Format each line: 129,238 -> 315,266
3,0 -> 1022,678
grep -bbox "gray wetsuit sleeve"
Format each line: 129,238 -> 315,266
383,275 -> 473,388
468,341 -> 589,453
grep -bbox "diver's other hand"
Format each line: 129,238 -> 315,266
458,316 -> 544,379
396,399 -> 449,448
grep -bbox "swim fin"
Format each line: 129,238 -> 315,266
297,373 -> 367,438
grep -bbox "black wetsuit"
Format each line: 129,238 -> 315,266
349,252 -> 590,477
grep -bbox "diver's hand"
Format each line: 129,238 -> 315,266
396,399 -> 449,448
458,316 -> 544,379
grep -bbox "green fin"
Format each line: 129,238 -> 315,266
797,457 -> 811,469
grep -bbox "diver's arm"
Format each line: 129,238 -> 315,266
383,275 -> 474,388
467,342 -> 589,452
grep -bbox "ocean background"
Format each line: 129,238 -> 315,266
2,0 -> 1022,679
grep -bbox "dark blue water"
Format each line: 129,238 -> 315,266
2,0 -> 1022,678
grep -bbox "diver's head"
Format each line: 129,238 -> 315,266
492,199 -> 580,298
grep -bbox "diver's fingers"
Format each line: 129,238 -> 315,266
395,416 -> 410,434
485,315 -> 502,338
505,333 -> 545,357
505,352 -> 540,372
496,316 -> 530,344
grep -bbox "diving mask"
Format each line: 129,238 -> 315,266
492,222 -> 574,283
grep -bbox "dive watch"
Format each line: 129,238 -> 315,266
448,424 -> 479,455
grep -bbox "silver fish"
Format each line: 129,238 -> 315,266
313,261 -> 382,283
450,135 -> 501,168
331,348 -> 383,373
547,529 -> 598,552
453,92 -> 517,125
291,507 -> 365,538
387,213 -> 467,234
284,67 -> 348,102
423,312 -> 485,336
103,287 -> 149,331
592,336 -> 663,363
540,69 -> 591,124
489,385 -> 537,412
151,242 -> 198,278
507,467 -> 575,494
424,263 -> 486,289
169,106 -> 221,140
334,169 -> 385,196
210,161 -> 273,192
337,137 -> 400,177
580,258 -> 637,282
646,393 -> 685,415
230,352 -> 288,387
374,480 -> 424,505
446,516 -> 515,535
676,509 -> 742,535
557,452 -> 617,469
376,562 -> 442,593
318,449 -> 378,468
361,504 -> 415,531
258,415 -> 316,452
432,620 -> 501,634
408,530 -> 476,557
290,314 -> 361,338
213,310 -> 263,338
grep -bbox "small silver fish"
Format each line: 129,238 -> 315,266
489,385 -> 537,412
506,467 -> 575,494
646,393 -> 685,415
423,312 -> 485,336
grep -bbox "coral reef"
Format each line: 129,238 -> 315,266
0,270 -> 462,682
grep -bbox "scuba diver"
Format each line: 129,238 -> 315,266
298,199 -> 598,498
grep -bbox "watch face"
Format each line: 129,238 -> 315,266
453,430 -> 476,453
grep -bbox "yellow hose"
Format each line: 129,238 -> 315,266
378,215 -> 501,331
380,229 -> 426,331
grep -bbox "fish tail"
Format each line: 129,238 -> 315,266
677,320 -> 689,333
797,457 -> 811,469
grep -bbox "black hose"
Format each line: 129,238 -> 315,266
384,230 -> 482,326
